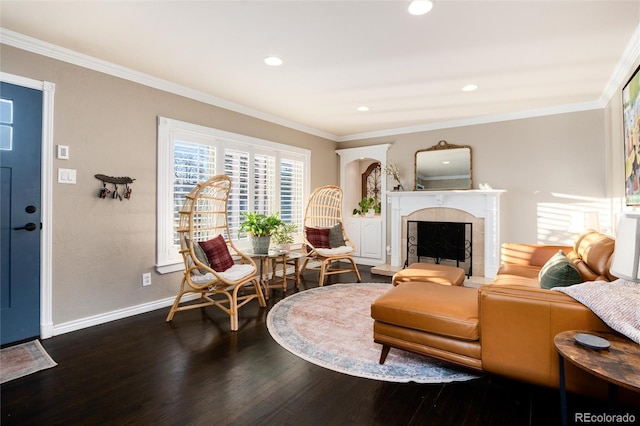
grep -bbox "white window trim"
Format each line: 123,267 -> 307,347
156,116 -> 310,274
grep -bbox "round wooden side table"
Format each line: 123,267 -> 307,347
554,330 -> 640,426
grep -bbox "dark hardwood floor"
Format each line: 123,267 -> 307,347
2,265 -> 637,425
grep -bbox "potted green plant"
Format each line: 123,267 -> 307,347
353,197 -> 377,217
271,223 -> 298,253
239,211 -> 285,254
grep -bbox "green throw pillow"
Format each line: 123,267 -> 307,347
328,223 -> 346,248
184,236 -> 211,273
539,250 -> 582,289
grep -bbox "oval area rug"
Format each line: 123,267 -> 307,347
266,283 -> 481,383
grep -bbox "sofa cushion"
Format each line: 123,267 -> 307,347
492,274 -> 540,288
572,230 -> 615,280
497,263 -> 541,280
539,250 -> 582,289
392,263 -> 465,286
371,282 -> 479,341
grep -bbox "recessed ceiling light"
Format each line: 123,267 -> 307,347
462,84 -> 478,92
264,56 -> 283,66
442,161 -> 451,165
357,106 -> 370,112
408,0 -> 434,16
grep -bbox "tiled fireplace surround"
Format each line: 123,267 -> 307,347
387,190 -> 505,278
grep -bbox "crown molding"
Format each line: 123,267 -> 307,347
0,28 -> 339,142
336,101 -> 603,142
600,23 -> 640,104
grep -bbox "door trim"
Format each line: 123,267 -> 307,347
1,72 -> 55,339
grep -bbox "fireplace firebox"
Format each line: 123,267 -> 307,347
405,221 -> 472,276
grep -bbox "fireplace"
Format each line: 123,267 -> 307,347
406,221 -> 472,276
387,190 -> 504,278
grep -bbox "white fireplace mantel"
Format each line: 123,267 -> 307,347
388,190 -> 505,278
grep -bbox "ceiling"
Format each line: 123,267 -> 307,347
1,0 -> 639,140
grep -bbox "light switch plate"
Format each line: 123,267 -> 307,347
57,145 -> 69,160
58,168 -> 77,184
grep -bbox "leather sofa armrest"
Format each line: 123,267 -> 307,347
500,243 -> 573,268
479,284 -> 611,393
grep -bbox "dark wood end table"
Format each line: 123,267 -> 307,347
554,330 -> 640,426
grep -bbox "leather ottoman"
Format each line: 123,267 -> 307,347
392,263 -> 466,286
371,281 -> 482,370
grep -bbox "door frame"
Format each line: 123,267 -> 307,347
1,72 -> 55,339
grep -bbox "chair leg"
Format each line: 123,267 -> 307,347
254,278 -> 266,307
379,345 -> 391,364
348,257 -> 362,282
230,286 -> 240,332
318,259 -> 327,287
299,257 -> 311,276
166,277 -> 188,322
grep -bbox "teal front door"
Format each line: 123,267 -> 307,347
0,82 -> 43,345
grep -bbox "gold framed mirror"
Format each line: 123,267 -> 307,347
415,140 -> 472,190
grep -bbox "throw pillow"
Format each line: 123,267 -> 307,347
305,226 -> 330,249
539,250 -> 582,289
328,223 -> 346,248
184,236 -> 211,273
199,235 -> 234,272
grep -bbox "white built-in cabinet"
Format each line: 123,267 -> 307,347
345,217 -> 383,259
336,144 -> 391,266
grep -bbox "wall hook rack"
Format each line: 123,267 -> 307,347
95,174 -> 136,200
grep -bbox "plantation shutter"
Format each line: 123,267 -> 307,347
225,147 -> 250,238
254,153 -> 277,216
280,157 -> 305,229
172,140 -> 216,244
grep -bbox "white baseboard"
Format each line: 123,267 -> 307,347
47,259 -> 347,337
351,257 -> 384,267
50,294 -> 199,337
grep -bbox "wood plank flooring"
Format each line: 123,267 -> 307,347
2,265 -> 637,425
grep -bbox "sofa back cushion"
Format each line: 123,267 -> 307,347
570,230 -> 616,281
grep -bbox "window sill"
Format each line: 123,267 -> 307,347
156,262 -> 184,275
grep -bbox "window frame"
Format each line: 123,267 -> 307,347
156,116 -> 310,274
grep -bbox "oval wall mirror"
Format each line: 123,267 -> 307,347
415,140 -> 472,190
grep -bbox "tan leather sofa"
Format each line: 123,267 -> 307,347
372,230 -> 620,398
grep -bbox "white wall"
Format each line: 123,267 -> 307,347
341,109 -> 615,247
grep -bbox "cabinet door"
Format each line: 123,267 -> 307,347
344,220 -> 361,257
360,220 -> 382,258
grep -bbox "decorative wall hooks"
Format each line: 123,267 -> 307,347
95,174 -> 135,200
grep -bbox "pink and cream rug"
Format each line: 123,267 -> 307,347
267,283 -> 480,383
0,340 -> 57,384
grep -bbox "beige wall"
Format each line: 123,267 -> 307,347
1,45 -> 338,325
340,109 -> 621,246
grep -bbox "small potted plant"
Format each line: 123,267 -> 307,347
239,211 -> 284,254
353,197 -> 377,217
271,223 -> 298,253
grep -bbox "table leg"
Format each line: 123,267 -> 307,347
608,382 -> 618,412
559,354 -> 568,426
260,257 -> 269,300
281,255 -> 288,291
292,257 -> 300,289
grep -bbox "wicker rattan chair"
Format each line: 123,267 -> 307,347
166,175 -> 266,331
300,185 -> 362,286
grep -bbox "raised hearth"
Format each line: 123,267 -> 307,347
387,190 -> 505,278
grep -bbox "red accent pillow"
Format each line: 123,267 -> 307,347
199,235 -> 234,272
305,226 -> 330,249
